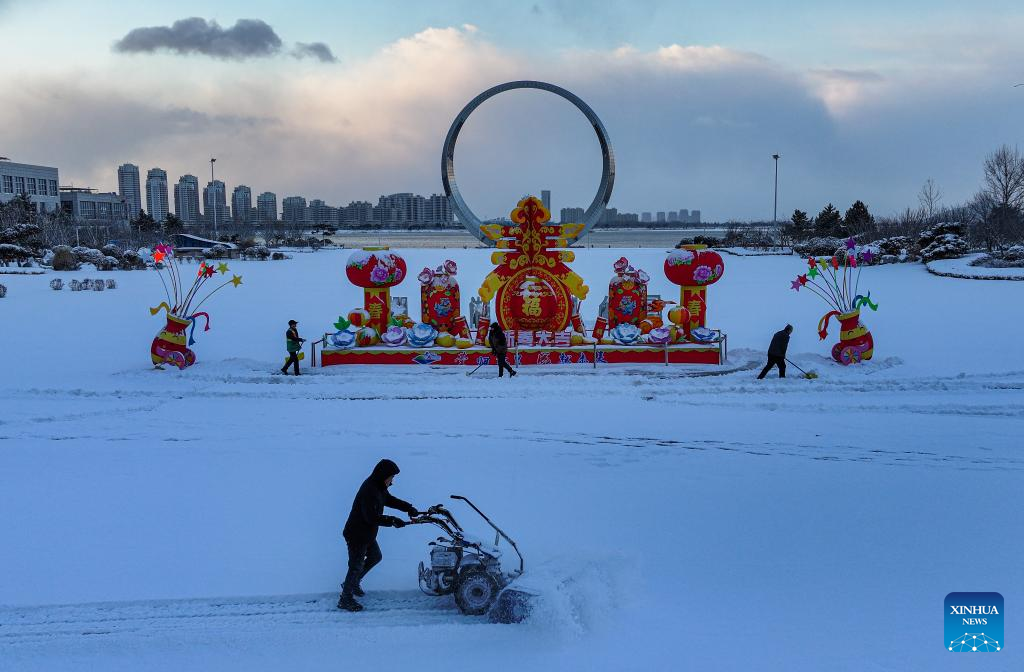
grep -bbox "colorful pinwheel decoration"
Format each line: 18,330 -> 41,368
790,238 -> 878,365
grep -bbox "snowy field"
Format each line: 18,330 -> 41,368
0,248 -> 1021,671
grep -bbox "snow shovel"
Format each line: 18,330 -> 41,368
466,361 -> 486,376
786,358 -> 818,379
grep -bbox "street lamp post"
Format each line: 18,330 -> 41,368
771,153 -> 781,225
210,157 -> 217,238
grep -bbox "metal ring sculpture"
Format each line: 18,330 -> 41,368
442,80 -> 615,246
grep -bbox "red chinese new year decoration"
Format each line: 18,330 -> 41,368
478,196 -> 588,332
664,245 -> 725,331
346,248 -> 407,334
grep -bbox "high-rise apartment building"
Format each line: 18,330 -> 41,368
282,196 -> 308,226
173,174 -> 201,226
541,190 -> 551,212
117,163 -> 142,219
560,207 -> 584,224
257,192 -> 277,223
232,185 -> 252,225
203,180 -> 228,232
145,168 -> 169,222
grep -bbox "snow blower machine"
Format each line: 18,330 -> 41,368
411,495 -> 534,623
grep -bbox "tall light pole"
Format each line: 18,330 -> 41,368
771,153 -> 780,224
210,157 -> 217,238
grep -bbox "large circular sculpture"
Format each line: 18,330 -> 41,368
442,80 -> 615,247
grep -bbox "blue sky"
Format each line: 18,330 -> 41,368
1,0 -> 1022,220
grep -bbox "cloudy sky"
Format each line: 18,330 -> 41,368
1,0 -> 1022,221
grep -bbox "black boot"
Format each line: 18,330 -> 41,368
337,594 -> 363,612
352,584 -> 365,597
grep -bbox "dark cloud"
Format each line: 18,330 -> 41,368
292,42 -> 338,63
113,17 -> 283,60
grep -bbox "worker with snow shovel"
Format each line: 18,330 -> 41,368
281,320 -> 305,376
757,324 -> 792,379
487,323 -> 517,378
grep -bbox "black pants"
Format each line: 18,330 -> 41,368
342,538 -> 382,597
495,351 -> 515,377
758,355 -> 786,379
283,351 -> 300,375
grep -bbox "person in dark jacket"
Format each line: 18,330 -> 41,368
758,324 -> 793,379
338,459 -> 418,612
281,320 -> 304,375
487,323 -> 517,378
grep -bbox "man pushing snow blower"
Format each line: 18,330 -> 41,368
338,459 -> 420,612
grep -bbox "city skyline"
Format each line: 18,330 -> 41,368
1,1 -> 1023,220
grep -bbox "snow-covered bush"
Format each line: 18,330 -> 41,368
970,245 -> 1024,268
119,250 -> 147,270
271,251 -> 288,260
203,244 -> 231,259
52,246 -> 80,271
101,244 -> 124,261
792,237 -> 845,257
0,283 -> 6,298
105,279 -> 117,289
71,246 -> 104,266
69,279 -> 82,291
243,245 -> 270,260
50,278 -> 64,290
918,222 -> 969,262
92,280 -> 105,291
0,243 -> 32,265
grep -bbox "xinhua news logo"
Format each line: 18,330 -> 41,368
945,592 -> 1003,652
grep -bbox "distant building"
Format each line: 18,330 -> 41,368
541,190 -> 551,212
257,191 -> 277,223
282,196 -> 308,226
0,159 -> 60,212
59,187 -> 129,228
656,211 -> 666,223
308,198 -> 332,227
427,194 -> 453,225
342,200 -> 374,226
203,180 -> 228,232
689,209 -> 701,224
174,175 -> 201,226
560,206 -> 584,224
117,163 -> 142,219
668,211 -> 678,222
641,212 -> 652,223
232,185 -> 252,225
145,168 -> 169,222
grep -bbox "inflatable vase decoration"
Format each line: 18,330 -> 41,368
607,257 -> 650,329
818,308 -> 874,365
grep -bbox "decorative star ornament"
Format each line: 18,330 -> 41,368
230,274 -> 242,287
845,237 -> 856,250
203,264 -> 216,278
808,266 -> 819,279
798,274 -> 808,286
790,278 -> 802,291
862,249 -> 874,264
217,262 -> 229,274
848,255 -> 857,268
153,250 -> 165,263
807,256 -> 817,269
830,256 -> 840,270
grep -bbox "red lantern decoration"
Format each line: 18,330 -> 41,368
345,248 -> 406,333
504,273 -> 566,332
663,246 -> 725,331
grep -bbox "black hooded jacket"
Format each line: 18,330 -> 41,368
343,459 -> 415,543
488,326 -> 507,355
767,329 -> 791,358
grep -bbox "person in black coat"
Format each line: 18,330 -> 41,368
487,323 -> 517,378
338,459 -> 418,612
758,324 -> 793,379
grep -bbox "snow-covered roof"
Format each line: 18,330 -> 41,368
171,234 -> 238,250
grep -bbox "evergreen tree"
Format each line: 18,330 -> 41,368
814,203 -> 843,236
791,209 -> 809,228
132,210 -> 157,233
844,200 -> 873,233
164,213 -> 184,235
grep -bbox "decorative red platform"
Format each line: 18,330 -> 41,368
320,338 -> 726,367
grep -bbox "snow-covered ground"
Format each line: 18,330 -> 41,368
927,252 -> 1024,280
1,248 -> 1021,671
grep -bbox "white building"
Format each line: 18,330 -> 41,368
0,159 -> 60,212
59,187 -> 129,228
146,168 -> 169,222
117,163 -> 142,219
